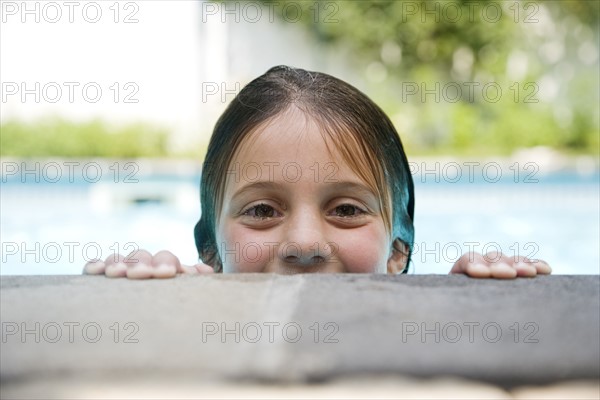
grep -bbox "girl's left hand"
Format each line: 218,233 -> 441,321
450,251 -> 552,278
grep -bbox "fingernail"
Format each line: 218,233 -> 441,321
490,263 -> 518,278
516,262 -> 537,275
152,264 -> 176,279
126,263 -> 153,279
536,262 -> 552,274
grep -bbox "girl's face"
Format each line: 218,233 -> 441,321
216,108 -> 399,274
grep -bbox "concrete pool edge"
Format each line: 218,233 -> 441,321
2,274 -> 599,397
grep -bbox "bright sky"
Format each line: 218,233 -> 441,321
1,1 -> 204,146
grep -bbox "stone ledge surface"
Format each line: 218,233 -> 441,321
1,274 -> 599,398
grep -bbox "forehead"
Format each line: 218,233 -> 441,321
230,108 -> 351,175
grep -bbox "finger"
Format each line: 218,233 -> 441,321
462,263 -> 493,278
489,262 -> 518,279
124,249 -> 152,266
151,250 -> 179,279
104,253 -> 127,278
194,263 -> 215,273
83,259 -> 106,275
126,249 -> 154,279
514,260 -> 538,277
483,251 -> 513,265
531,258 -> 552,275
126,263 -> 153,279
512,254 -> 550,276
449,252 -> 489,276
484,252 -> 518,279
181,263 -> 215,274
152,264 -> 177,279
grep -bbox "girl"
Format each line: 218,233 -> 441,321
84,66 -> 551,279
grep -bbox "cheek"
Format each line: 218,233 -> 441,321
218,224 -> 274,273
335,228 -> 390,273
217,218 -> 391,273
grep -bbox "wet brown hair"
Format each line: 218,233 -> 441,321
195,66 -> 414,272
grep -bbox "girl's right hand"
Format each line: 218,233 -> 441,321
83,249 -> 214,279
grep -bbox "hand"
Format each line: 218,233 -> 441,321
83,249 -> 214,279
450,251 -> 552,279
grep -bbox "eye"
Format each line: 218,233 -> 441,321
330,204 -> 367,218
242,203 -> 280,219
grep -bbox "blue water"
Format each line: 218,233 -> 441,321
1,171 -> 598,275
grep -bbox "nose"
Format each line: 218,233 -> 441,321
281,235 -> 326,265
279,213 -> 330,266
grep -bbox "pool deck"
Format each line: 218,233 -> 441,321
1,274 -> 599,399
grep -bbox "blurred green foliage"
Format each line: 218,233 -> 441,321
0,119 -> 169,157
2,1 -> 597,157
261,0 -> 599,155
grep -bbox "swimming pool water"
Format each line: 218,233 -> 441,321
1,171 -> 598,275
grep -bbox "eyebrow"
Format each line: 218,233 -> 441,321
231,181 -> 377,201
231,181 -> 279,201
